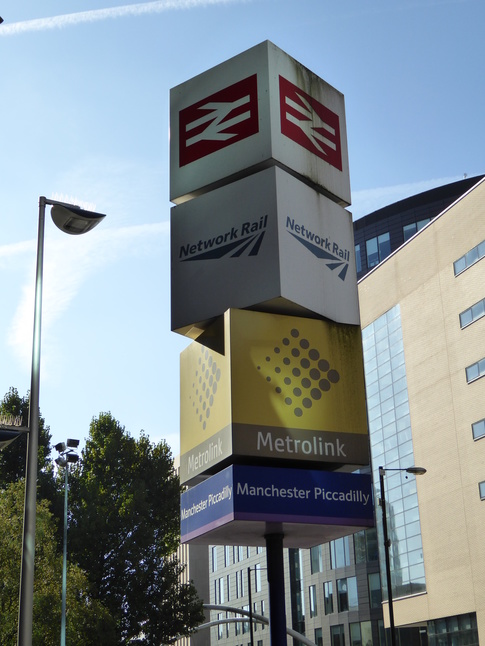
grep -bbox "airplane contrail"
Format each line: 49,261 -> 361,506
0,0 -> 243,36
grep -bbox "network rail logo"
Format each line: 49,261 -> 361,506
178,74 -> 259,166
279,76 -> 343,171
178,215 -> 268,261
286,216 -> 350,281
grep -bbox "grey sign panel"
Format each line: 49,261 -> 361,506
171,167 -> 359,338
170,40 -> 350,206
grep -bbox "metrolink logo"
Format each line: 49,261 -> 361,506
179,215 -> 268,261
286,217 -> 350,281
280,76 -> 342,171
179,74 -> 259,167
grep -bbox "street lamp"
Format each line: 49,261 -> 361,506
18,197 -> 106,646
378,465 -> 427,646
55,439 -> 80,646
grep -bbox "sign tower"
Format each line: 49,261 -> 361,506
169,41 -> 373,643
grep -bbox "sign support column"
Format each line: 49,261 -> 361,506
265,533 -> 286,645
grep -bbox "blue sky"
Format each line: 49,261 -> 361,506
1,0 -> 483,456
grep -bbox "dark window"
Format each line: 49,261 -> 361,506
428,612 -> 479,646
366,232 -> 391,268
331,624 -> 346,646
330,536 -> 351,568
337,577 -> 358,612
324,581 -> 334,615
310,545 -> 323,573
403,218 -> 431,242
355,244 -> 362,273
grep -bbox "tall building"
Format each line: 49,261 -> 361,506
360,175 -> 485,646
354,175 -> 483,280
178,175 -> 485,646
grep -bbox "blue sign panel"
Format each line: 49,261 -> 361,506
181,464 -> 374,546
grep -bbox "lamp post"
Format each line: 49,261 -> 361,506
55,439 -> 80,646
18,197 -> 106,646
378,465 -> 427,646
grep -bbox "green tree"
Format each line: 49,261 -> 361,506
68,412 -> 204,645
0,388 -> 54,491
0,388 -> 63,543
0,480 -> 117,646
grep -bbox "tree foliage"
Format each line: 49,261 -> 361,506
0,388 -> 55,498
68,412 -> 204,645
0,480 -> 116,646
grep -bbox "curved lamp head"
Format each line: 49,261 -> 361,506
406,466 -> 427,476
51,204 -> 106,235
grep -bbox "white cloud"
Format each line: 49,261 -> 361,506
5,221 -> 170,369
0,0 -> 245,36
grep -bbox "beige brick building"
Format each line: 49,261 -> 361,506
359,176 -> 485,645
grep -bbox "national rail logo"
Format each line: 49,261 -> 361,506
178,74 -> 259,167
279,75 -> 343,171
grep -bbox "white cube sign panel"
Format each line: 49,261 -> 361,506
171,167 -> 359,337
170,40 -> 350,206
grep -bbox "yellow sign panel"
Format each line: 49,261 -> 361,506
231,310 -> 366,431
179,309 -> 368,484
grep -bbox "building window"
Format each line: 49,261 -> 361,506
472,418 -> 485,440
261,600 -> 265,630
331,624 -> 346,646
215,577 -> 225,604
309,584 -> 317,618
460,298 -> 485,328
226,574 -> 231,602
479,482 -> 485,500
428,612 -> 478,646
454,240 -> 485,276
355,244 -> 362,273
363,305 -> 426,600
217,612 -> 224,639
368,572 -> 382,609
224,545 -> 231,566
403,218 -> 430,242
254,564 -> 262,592
315,627 -> 323,646
350,621 -> 373,646
211,546 -> 218,572
310,545 -> 323,574
354,528 -> 378,563
337,577 -> 358,612
366,232 -> 391,269
242,605 -> 250,634
330,536 -> 351,568
466,357 -> 485,383
324,581 -> 334,615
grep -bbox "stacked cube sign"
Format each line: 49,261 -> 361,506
171,41 -> 373,548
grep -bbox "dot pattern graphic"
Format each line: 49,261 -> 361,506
190,345 -> 222,431
257,327 -> 340,418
